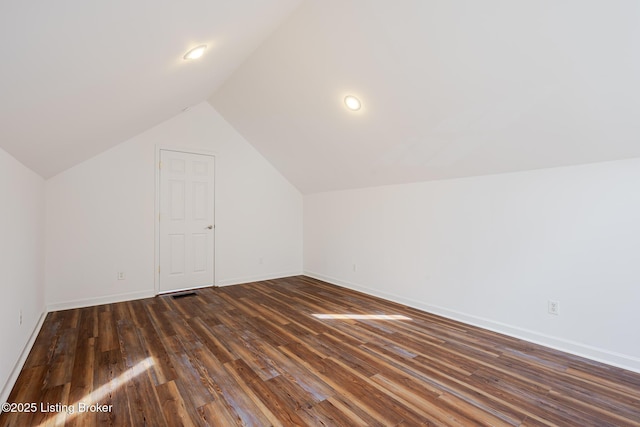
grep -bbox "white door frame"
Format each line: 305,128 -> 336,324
154,145 -> 217,295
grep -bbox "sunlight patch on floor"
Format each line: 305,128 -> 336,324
312,313 -> 412,320
38,356 -> 155,427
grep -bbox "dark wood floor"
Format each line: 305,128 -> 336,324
2,276 -> 640,426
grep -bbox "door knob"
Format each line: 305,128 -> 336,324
206,225 -> 213,230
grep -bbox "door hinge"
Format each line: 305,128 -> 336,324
158,266 -> 160,274
159,161 -> 162,169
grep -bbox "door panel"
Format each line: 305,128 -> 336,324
169,234 -> 185,275
159,150 -> 215,293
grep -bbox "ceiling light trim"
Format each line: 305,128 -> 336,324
183,45 -> 207,60
344,95 -> 362,111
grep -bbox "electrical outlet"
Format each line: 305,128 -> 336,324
352,264 -> 357,272
117,272 -> 125,280
259,257 -> 264,265
19,309 -> 22,326
548,300 -> 559,315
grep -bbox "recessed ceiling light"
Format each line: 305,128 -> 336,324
344,95 -> 361,111
183,45 -> 207,60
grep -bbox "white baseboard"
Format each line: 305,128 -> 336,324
304,270 -> 640,374
216,271 -> 302,287
46,289 -> 156,312
1,311 -> 47,404
46,271 -> 304,310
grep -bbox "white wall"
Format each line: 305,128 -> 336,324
0,148 -> 45,402
304,158 -> 640,372
46,102 -> 302,309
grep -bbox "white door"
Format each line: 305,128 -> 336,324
159,150 -> 215,293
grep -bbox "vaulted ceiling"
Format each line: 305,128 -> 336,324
3,1 -> 640,192
211,0 -> 640,193
0,0 -> 300,177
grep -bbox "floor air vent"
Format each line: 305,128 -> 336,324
171,291 -> 197,299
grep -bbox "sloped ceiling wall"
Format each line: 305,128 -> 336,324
2,0 -> 640,188
0,0 -> 301,178
210,0 -> 640,194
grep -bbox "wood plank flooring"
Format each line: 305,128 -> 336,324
2,276 -> 639,426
